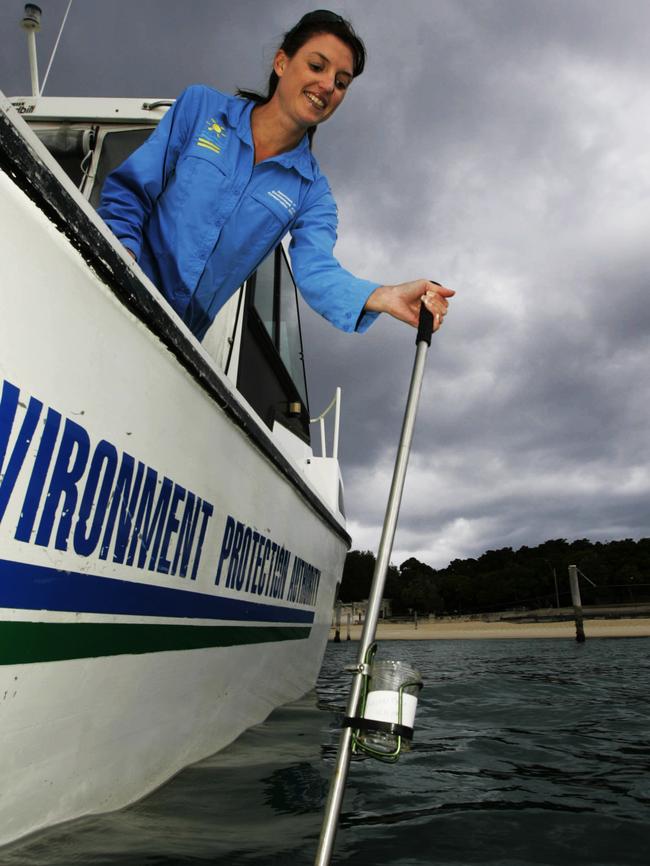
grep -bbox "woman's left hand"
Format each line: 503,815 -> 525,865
364,280 -> 455,331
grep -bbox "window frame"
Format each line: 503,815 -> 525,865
237,245 -> 311,442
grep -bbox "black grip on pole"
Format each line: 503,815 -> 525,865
416,280 -> 441,346
416,303 -> 433,346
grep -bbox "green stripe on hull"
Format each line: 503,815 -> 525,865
0,621 -> 311,665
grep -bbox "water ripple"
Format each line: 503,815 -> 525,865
3,637 -> 650,865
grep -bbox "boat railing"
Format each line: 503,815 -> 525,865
310,387 -> 341,459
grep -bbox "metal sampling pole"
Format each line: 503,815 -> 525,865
314,301 -> 437,866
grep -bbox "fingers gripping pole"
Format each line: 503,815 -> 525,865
314,302 -> 435,865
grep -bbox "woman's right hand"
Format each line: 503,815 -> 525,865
364,280 -> 455,331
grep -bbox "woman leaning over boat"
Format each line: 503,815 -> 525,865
98,9 -> 454,341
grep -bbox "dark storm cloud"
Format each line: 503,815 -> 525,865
2,0 -> 648,567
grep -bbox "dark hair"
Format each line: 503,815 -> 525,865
237,9 -> 366,146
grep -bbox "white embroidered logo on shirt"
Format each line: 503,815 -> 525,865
268,190 -> 296,217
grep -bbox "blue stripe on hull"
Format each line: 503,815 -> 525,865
0,558 -> 314,624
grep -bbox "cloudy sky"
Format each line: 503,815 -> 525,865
2,0 -> 649,568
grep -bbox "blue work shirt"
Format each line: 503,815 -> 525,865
98,85 -> 380,340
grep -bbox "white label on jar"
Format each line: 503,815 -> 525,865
363,690 -> 418,728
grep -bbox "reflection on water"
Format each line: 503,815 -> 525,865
3,638 -> 650,865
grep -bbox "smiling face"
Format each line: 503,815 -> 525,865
273,33 -> 355,131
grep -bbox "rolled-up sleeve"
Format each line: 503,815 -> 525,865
97,88 -> 194,259
288,182 -> 380,334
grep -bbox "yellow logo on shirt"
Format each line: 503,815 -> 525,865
197,117 -> 226,154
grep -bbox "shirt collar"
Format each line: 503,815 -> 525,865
268,134 -> 315,181
227,97 -> 315,181
227,97 -> 254,146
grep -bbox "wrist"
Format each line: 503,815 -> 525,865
364,284 -> 392,313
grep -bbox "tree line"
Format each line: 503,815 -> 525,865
339,538 -> 650,615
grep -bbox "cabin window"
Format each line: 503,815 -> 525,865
238,247 -> 310,442
31,123 -> 154,205
277,252 -> 308,405
251,248 -> 308,405
33,125 -> 96,188
89,128 -> 153,207
252,251 -> 276,342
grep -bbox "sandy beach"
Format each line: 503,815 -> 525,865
329,617 -> 650,641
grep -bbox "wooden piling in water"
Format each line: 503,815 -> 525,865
568,564 -> 586,643
333,601 -> 341,643
346,611 -> 351,640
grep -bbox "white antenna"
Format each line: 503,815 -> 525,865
20,3 -> 42,97
41,0 -> 74,96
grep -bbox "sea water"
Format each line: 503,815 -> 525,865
3,637 -> 650,865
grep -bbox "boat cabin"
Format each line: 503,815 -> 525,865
10,96 -> 311,447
